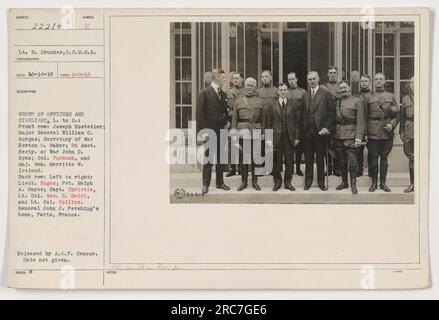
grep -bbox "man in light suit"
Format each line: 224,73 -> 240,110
196,69 -> 231,195
302,71 -> 336,191
266,83 -> 300,191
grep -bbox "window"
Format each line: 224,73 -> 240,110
341,22 -> 371,94
172,23 -> 193,129
261,23 -> 280,85
374,21 -> 415,103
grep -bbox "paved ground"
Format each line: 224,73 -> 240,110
170,171 -> 414,204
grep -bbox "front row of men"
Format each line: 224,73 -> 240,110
196,68 -> 415,195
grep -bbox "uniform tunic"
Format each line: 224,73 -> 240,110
288,86 -> 306,167
322,82 -> 342,101
256,86 -> 278,112
334,95 -> 365,167
366,88 -> 400,179
227,86 -> 245,116
232,95 -> 265,177
367,89 -> 400,140
400,94 -> 414,168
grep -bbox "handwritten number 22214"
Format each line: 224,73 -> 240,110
31,23 -> 62,30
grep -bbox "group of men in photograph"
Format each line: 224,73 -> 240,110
196,67 -> 415,195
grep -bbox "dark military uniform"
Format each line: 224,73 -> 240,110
227,86 -> 245,115
400,92 -> 415,192
255,86 -> 278,175
321,82 -> 342,176
288,86 -> 306,175
366,88 -> 400,192
256,86 -> 278,111
232,94 -> 265,190
226,86 -> 245,176
334,95 -> 365,194
354,88 -> 374,176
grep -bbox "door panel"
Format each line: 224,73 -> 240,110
283,32 -> 308,89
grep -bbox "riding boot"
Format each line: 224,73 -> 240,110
349,165 -> 358,195
252,175 -> 261,191
369,166 -> 378,192
379,164 -> 391,192
202,165 -> 212,194
404,167 -> 415,193
237,165 -> 248,191
336,165 -> 349,190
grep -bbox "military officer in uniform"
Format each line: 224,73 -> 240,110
354,74 -> 374,177
226,72 -> 245,177
400,77 -> 415,193
321,66 -> 342,177
367,73 -> 400,192
229,72 -> 245,100
256,70 -> 278,111
196,69 -> 231,195
287,72 -> 306,176
255,70 -> 278,175
266,83 -> 300,191
334,82 -> 365,195
232,77 -> 265,191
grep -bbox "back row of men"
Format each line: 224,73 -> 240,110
196,67 -> 415,195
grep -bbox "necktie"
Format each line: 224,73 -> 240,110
312,88 -> 316,98
282,100 -> 286,108
217,87 -> 222,100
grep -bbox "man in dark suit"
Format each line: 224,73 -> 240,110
302,71 -> 336,191
196,69 -> 231,195
266,83 -> 300,191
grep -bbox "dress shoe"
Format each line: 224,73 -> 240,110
380,182 -> 391,193
285,184 -> 296,191
296,169 -> 304,176
216,184 -> 230,191
318,185 -> 327,191
304,184 -> 312,190
336,182 -> 349,190
404,184 -> 414,193
272,184 -> 281,192
252,182 -> 261,191
237,183 -> 247,191
202,186 -> 209,194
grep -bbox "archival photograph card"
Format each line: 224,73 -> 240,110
7,7 -> 430,289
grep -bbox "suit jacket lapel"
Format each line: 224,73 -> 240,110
314,87 -> 323,107
208,85 -> 221,103
274,101 -> 281,115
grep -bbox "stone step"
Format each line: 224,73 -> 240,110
170,186 -> 414,204
170,171 -> 410,188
